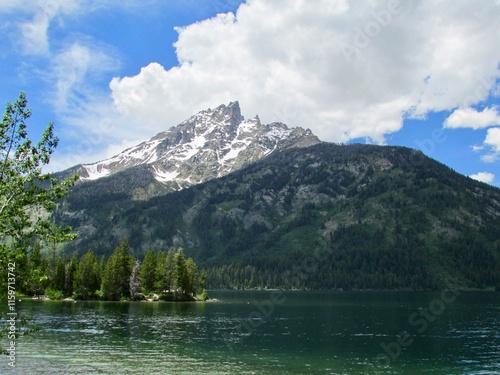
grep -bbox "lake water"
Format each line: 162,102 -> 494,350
4,291 -> 500,374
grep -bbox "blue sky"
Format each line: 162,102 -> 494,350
0,0 -> 499,186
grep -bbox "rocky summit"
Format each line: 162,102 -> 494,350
65,102 -> 320,192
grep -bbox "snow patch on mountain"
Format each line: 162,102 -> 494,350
153,166 -> 179,183
81,163 -> 111,181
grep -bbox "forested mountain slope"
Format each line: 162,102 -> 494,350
55,143 -> 500,290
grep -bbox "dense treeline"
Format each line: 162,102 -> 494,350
19,241 -> 207,301
204,218 -> 499,290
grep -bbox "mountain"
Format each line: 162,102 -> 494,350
54,140 -> 500,291
62,101 -> 320,194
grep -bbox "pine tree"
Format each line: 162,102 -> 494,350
99,255 -> 106,280
185,257 -> 198,295
154,251 -> 166,292
101,241 -> 132,300
26,239 -> 49,295
74,250 -> 101,300
197,270 -> 208,300
174,249 -> 188,293
64,254 -> 78,297
165,249 -> 176,291
156,249 -> 175,292
53,257 -> 66,293
139,249 -> 157,294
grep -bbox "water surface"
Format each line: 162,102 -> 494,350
4,291 -> 500,374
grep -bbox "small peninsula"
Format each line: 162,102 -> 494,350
25,241 -> 208,302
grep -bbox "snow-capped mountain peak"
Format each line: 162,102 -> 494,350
70,101 -> 320,190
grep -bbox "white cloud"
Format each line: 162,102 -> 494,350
469,171 -> 495,184
109,0 -> 500,144
448,107 -> 500,163
0,0 -> 121,101
1,0 -> 148,56
12,0 -> 79,55
485,127 -> 500,152
444,107 -> 500,129
48,132 -> 142,173
49,42 -> 119,112
43,42 -> 134,171
479,127 -> 500,163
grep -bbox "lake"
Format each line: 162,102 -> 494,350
5,291 -> 500,374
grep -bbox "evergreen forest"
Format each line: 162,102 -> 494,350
16,241 -> 207,301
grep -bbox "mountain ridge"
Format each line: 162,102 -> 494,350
62,101 -> 320,193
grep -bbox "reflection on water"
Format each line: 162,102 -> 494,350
4,291 -> 500,374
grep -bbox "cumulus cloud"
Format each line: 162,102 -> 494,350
444,107 -> 500,129
109,0 -> 500,143
479,127 -> 500,163
485,127 -> 500,151
469,171 -> 495,184
443,104 -> 500,164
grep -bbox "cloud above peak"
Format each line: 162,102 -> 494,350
109,0 -> 500,144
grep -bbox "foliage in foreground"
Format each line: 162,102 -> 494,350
0,93 -> 78,291
0,93 -> 78,353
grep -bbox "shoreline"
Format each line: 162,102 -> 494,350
28,296 -> 218,303
25,287 -> 498,303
